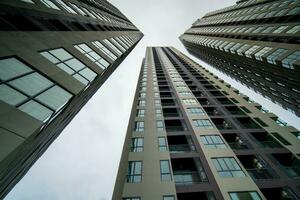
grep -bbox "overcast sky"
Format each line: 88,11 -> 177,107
5,0 -> 300,200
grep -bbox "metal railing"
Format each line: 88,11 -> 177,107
173,171 -> 208,184
246,169 -> 274,180
227,142 -> 248,149
169,144 -> 191,153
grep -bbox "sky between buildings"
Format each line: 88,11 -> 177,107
5,0 -> 300,200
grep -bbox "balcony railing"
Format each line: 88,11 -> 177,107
163,113 -> 179,117
173,171 -> 208,184
281,167 -> 300,178
227,142 -> 248,150
169,144 -> 191,153
166,126 -> 186,132
258,141 -> 282,148
246,168 -> 274,180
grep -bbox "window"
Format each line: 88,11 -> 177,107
138,100 -> 145,106
187,107 -> 204,115
212,157 -> 245,178
74,43 -> 109,69
134,121 -> 144,132
92,41 -> 117,61
140,92 -> 146,98
40,48 -> 97,85
193,119 -> 214,129
160,160 -> 172,181
122,197 -> 140,200
163,196 -> 175,200
158,137 -> 168,151
229,191 -> 262,200
179,91 -> 192,96
156,109 -> 162,117
157,120 -> 164,131
200,135 -> 226,149
137,109 -> 145,117
110,38 -> 126,52
245,46 -> 260,58
282,51 -> 300,69
254,47 -> 272,61
274,118 -> 287,126
0,57 -> 72,121
273,25 -> 289,33
266,48 -> 288,64
182,98 -> 198,105
55,0 -> 76,14
41,0 -> 60,10
69,3 -> 87,16
131,138 -> 143,152
155,99 -> 161,106
286,25 -> 300,34
127,161 -> 142,183
20,0 -> 35,3
102,39 -> 123,56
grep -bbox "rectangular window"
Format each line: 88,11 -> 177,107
200,135 -> 226,149
55,0 -> 77,14
193,119 -> 214,129
134,121 -> 144,132
229,191 -> 262,200
282,51 -> 300,69
212,157 -> 245,178
163,196 -> 175,200
74,43 -> 109,70
127,161 -> 142,183
271,132 -> 291,145
40,48 -> 97,85
266,48 -> 288,64
102,39 -> 123,56
182,98 -> 198,105
0,57 -> 73,122
138,100 -> 146,106
157,120 -> 164,131
122,197 -> 141,200
131,138 -> 144,152
160,160 -> 172,181
92,41 -> 117,61
158,137 -> 168,151
187,107 -> 204,115
137,109 -> 145,117
140,92 -> 146,98
156,109 -> 162,117
41,0 -> 60,10
155,99 -> 161,106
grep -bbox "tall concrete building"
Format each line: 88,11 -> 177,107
0,0 -> 142,198
180,0 -> 300,117
113,47 -> 300,200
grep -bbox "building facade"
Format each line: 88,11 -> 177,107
113,47 -> 300,200
0,0 -> 143,198
180,0 -> 300,116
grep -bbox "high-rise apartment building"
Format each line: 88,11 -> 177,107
113,47 -> 300,200
0,0 -> 142,198
180,0 -> 300,116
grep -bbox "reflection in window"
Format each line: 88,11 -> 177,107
282,51 -> 300,69
266,48 -> 288,64
158,137 -> 167,151
74,43 -> 109,70
193,119 -> 214,129
160,160 -> 172,181
200,135 -> 226,149
212,157 -> 245,178
40,48 -> 97,85
229,191 -> 262,200
41,0 -> 60,10
92,41 -> 117,61
131,138 -> 143,152
0,57 -> 72,121
127,161 -> 142,183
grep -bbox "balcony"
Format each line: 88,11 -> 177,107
251,132 -> 282,148
159,86 -> 170,91
236,117 -> 261,129
171,158 -> 208,185
223,133 -> 249,150
197,98 -> 212,106
210,90 -> 224,97
211,118 -> 234,130
216,97 -> 233,105
191,91 -> 204,97
203,106 -> 222,116
160,92 -> 173,98
237,155 -> 276,180
261,187 -> 299,200
272,153 -> 300,178
204,85 -> 215,90
163,108 -> 180,117
177,192 -> 216,200
167,135 -> 195,153
161,98 -> 176,106
224,106 -> 246,115
164,119 -> 187,132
